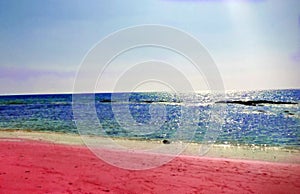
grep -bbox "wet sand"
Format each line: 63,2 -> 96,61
0,131 -> 300,193
0,130 -> 299,163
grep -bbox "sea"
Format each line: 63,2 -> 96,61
0,89 -> 299,148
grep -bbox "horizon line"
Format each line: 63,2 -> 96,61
0,88 -> 299,96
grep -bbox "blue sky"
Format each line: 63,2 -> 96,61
0,0 -> 299,94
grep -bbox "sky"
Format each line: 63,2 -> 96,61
0,0 -> 299,94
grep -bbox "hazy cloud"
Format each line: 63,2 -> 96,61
0,66 -> 75,94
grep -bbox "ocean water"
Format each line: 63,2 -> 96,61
0,89 -> 299,148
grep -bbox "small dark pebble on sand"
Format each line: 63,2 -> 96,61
162,139 -> 171,144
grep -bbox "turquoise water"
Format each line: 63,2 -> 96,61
0,89 -> 299,147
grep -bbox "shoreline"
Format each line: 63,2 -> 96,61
1,129 -> 299,164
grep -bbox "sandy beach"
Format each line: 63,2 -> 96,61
0,130 -> 299,193
1,130 -> 299,163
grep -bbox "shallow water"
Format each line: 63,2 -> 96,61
0,89 -> 299,147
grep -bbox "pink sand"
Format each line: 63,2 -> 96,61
0,139 -> 299,193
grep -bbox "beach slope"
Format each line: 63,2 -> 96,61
0,138 -> 299,193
